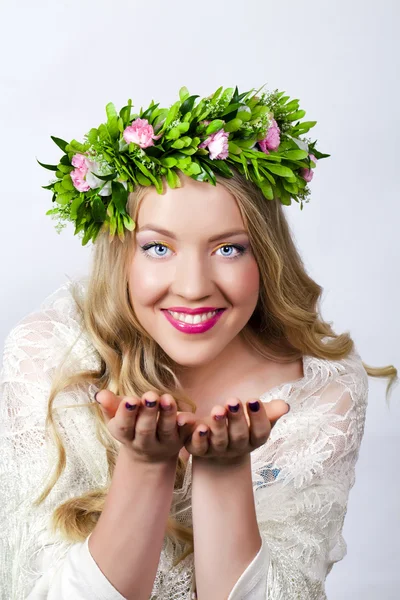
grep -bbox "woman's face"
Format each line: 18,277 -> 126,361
128,175 -> 260,368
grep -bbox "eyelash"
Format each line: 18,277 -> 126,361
139,242 -> 247,261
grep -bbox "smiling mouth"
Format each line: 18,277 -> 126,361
164,309 -> 224,324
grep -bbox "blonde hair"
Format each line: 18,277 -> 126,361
33,170 -> 397,567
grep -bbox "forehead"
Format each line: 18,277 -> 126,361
136,176 -> 245,237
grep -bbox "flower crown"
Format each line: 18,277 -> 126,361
38,84 -> 329,246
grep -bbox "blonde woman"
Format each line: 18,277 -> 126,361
0,87 -> 396,599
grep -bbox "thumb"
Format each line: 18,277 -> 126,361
94,389 -> 122,422
263,399 -> 290,423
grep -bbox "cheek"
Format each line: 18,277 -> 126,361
129,256 -> 166,304
222,260 -> 260,301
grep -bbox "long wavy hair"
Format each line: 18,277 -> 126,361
33,170 -> 397,567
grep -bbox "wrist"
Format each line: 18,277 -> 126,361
118,445 -> 179,471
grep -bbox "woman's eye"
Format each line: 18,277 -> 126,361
139,242 -> 246,260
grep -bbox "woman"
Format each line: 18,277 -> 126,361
0,85 -> 396,599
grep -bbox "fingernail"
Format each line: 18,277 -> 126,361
125,401 -> 137,411
228,403 -> 240,413
145,399 -> 157,408
214,414 -> 225,421
160,401 -> 172,411
177,419 -> 185,426
199,429 -> 208,436
286,404 -> 291,413
94,392 -> 100,404
249,401 -> 260,412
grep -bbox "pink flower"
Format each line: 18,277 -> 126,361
123,118 -> 161,149
70,166 -> 91,192
300,154 -> 317,182
71,153 -> 88,170
258,118 -> 281,154
199,129 -> 229,160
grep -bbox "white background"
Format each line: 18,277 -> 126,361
1,1 -> 399,597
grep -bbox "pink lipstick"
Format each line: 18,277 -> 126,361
162,308 -> 226,334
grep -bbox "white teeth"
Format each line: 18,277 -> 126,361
168,310 -> 218,324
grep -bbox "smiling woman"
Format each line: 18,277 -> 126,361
1,91 -> 397,600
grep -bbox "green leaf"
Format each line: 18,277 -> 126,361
260,180 -> 274,200
179,86 -> 190,103
92,197 -> 107,222
51,136 -> 69,152
60,155 -> 72,166
42,183 -> 55,190
236,138 -> 257,149
57,163 -> 74,174
181,95 -> 200,115
159,156 -> 178,168
202,158 -> 233,178
210,86 -> 223,104
286,110 -> 306,122
177,121 -> 190,133
136,172 -> 152,186
107,116 -> 120,140
228,141 -> 242,155
70,195 -> 85,219
37,159 -> 58,171
224,118 -> 243,133
164,101 -> 181,128
112,181 -> 129,214
236,109 -> 252,122
206,120 -> 225,135
55,170 -> 64,178
171,138 -> 185,149
62,175 -> 75,191
106,102 -> 118,122
56,190 -> 76,205
183,162 -> 201,176
123,214 -> 136,231
282,180 -> 299,194
283,99 -> 300,112
91,172 -> 117,182
166,127 -> 181,140
141,102 -> 160,122
264,163 -> 294,178
291,121 -> 317,134
166,168 -> 181,189
177,146 -> 197,155
119,99 -> 133,125
280,149 -> 308,161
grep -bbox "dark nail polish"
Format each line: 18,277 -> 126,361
199,430 -> 208,436
249,401 -> 260,412
145,399 -> 157,408
94,392 -> 100,404
228,403 -> 240,413
125,401 -> 137,411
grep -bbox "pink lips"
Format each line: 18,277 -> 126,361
162,309 -> 225,334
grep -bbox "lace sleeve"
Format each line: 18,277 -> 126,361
0,283 -> 122,599
242,350 -> 369,599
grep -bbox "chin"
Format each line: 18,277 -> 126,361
158,343 -> 223,368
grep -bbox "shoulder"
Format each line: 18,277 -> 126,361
2,277 -> 97,380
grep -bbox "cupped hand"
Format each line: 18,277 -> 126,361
177,398 -> 290,464
93,389 -> 199,465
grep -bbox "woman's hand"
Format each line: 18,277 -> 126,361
178,398 -> 290,464
94,389 -> 199,465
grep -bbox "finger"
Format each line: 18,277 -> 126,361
108,394 -> 140,442
157,394 -> 178,440
189,424 -> 209,456
176,411 -> 199,444
225,398 -> 249,449
209,405 -> 228,453
95,389 -> 122,423
246,399 -> 271,447
134,392 -> 160,447
264,400 -> 290,423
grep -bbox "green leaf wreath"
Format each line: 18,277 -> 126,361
38,84 -> 330,246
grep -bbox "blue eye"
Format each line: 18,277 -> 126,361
139,242 -> 247,261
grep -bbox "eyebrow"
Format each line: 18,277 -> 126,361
137,225 -> 248,242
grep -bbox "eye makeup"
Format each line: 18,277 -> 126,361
139,241 -> 248,261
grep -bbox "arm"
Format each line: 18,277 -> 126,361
191,349 -> 368,599
0,294 -> 176,600
191,454 -> 263,600
88,447 -> 177,600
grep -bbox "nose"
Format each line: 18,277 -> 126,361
171,251 -> 215,300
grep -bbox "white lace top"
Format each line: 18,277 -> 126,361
0,279 -> 369,600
